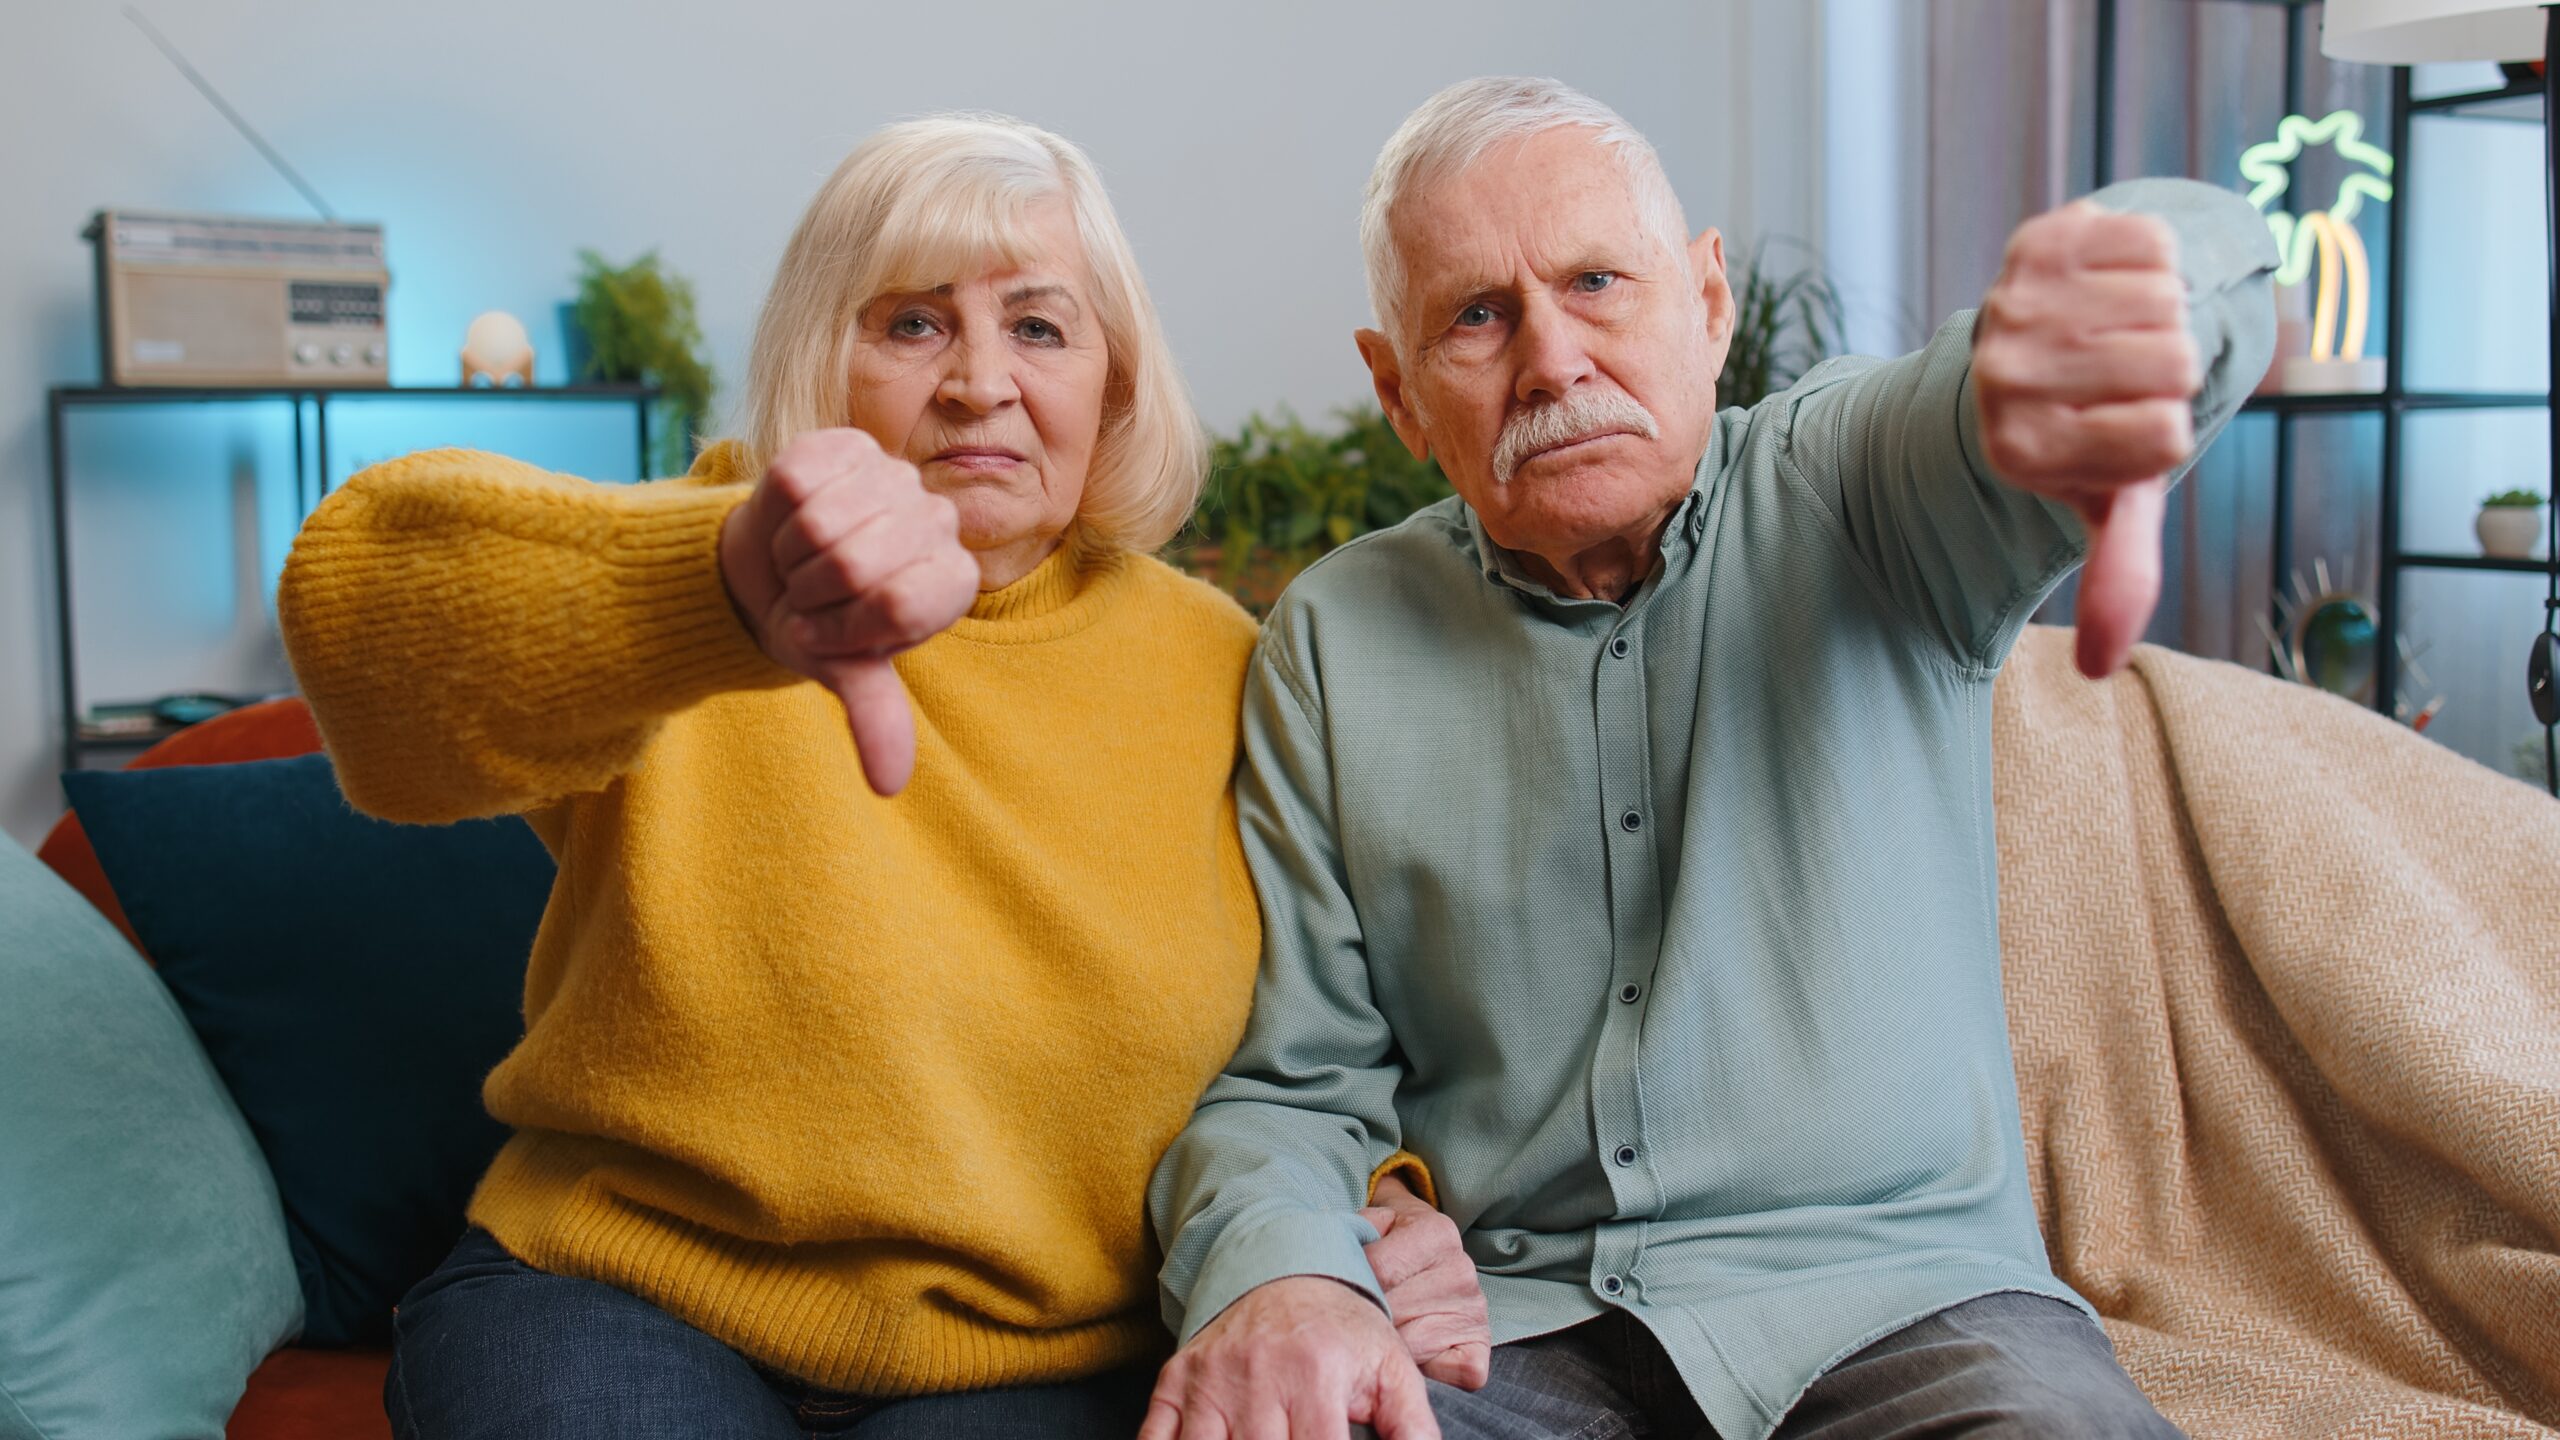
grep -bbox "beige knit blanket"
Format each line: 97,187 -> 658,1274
1992,625 -> 2560,1439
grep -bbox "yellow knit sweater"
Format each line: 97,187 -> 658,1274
276,440 -> 1268,1394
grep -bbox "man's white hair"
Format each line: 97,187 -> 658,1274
1360,77 -> 1690,343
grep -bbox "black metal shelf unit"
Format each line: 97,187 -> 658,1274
45,382 -> 660,772
2375,59 -> 2559,774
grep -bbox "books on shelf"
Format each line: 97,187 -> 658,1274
76,692 -> 273,746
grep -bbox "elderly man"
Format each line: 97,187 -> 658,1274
1143,77 -> 2277,1440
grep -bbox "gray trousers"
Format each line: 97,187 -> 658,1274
1405,1293 -> 2183,1440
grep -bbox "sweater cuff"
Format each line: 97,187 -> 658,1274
1178,1208 -> 1385,1345
1367,1150 -> 1437,1209
525,480 -> 791,716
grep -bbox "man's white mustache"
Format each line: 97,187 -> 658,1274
1491,391 -> 1660,484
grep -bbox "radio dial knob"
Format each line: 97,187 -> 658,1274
295,342 -> 321,365
330,343 -> 355,365
364,344 -> 386,366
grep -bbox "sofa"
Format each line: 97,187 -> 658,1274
31,699 -> 394,1440
8,627 -> 2555,1439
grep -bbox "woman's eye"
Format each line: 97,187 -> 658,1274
1456,303 -> 1495,328
890,312 -> 939,338
1574,271 -> 1618,293
1015,317 -> 1062,344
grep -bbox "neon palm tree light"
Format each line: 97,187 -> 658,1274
2242,109 -> 2395,393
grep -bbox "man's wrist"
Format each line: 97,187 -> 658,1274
1178,1207 -> 1388,1345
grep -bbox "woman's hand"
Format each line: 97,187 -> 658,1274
1362,1173 -> 1492,1390
719,428 -> 980,795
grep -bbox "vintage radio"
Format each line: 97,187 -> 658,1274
85,208 -> 391,387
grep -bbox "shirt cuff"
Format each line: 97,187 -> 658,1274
1178,1207 -> 1385,1345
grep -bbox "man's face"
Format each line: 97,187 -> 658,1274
1358,126 -> 1734,563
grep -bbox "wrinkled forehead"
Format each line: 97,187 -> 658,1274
1391,128 -> 1666,309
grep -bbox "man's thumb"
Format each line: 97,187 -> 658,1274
2071,477 -> 2168,680
834,657 -> 919,796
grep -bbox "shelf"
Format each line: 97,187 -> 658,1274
2402,391 -> 2551,410
2408,81 -> 2543,122
47,382 -> 661,778
51,383 -> 659,407
2245,392 -> 2387,414
2241,390 -> 2547,415
71,727 -> 187,751
2396,552 -> 2554,574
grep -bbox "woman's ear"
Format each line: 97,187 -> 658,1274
1354,328 -> 1432,462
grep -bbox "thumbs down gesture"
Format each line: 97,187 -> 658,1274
719,428 -> 980,795
1974,200 -> 2202,679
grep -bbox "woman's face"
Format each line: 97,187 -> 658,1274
845,199 -> 1111,589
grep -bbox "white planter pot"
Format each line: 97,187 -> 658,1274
2477,505 -> 2546,560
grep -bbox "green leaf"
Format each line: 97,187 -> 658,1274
571,249 -> 718,475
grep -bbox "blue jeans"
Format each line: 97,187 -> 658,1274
386,1227 -> 1160,1440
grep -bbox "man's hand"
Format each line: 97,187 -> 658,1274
1363,1174 -> 1490,1390
718,428 -> 979,795
1974,199 -> 2201,679
1141,1276 -> 1440,1440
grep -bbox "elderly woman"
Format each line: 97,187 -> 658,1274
277,114 -> 1469,1440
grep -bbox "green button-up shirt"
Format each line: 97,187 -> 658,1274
1150,178 -> 2277,1440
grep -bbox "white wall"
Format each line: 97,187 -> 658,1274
0,0 -> 1829,846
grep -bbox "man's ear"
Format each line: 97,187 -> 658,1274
1689,226 -> 1737,365
1354,328 -> 1432,463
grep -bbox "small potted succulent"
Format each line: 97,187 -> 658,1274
2477,487 -> 2548,560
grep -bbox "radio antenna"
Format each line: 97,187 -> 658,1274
123,6 -> 339,222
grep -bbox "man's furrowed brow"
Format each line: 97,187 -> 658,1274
1415,270 -> 1509,321
1416,249 -> 1648,319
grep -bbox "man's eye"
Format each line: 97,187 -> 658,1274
1456,303 -> 1495,327
1574,271 -> 1618,293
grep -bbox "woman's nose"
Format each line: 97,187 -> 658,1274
936,330 -> 1020,414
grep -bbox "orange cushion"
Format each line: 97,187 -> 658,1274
34,698 -> 324,955
225,1347 -> 392,1440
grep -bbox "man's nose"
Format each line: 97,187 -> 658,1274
1512,300 -> 1597,405
937,326 -> 1020,414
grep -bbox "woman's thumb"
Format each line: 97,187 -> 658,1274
834,658 -> 919,796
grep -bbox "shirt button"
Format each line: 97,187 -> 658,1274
1600,1273 -> 1625,1296
1619,809 -> 1643,833
1618,982 -> 1642,1004
1613,1143 -> 1638,1167
1609,636 -> 1630,658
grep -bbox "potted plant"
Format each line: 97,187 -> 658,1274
567,249 -> 716,477
1717,240 -> 1845,410
2477,487 -> 2547,560
1169,406 -> 1450,612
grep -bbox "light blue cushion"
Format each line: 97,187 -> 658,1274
0,832 -> 302,1440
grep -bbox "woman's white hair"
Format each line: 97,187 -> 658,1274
733,112 -> 1204,556
1360,77 -> 1690,344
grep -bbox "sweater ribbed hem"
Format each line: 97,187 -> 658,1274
576,478 -> 795,711
467,1132 -> 1169,1395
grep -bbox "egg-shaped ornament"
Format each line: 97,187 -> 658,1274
461,311 -> 535,386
